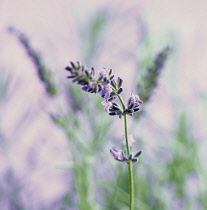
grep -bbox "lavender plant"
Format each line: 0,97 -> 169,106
8,27 -> 59,96
137,46 -> 171,103
134,46 -> 171,120
65,61 -> 143,210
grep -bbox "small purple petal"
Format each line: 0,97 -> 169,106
82,85 -> 88,92
130,92 -> 143,106
99,68 -> 108,77
110,146 -> 126,161
101,100 -> 112,112
99,84 -> 112,100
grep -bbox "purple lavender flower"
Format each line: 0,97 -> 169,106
82,85 -> 88,92
101,100 -> 112,112
99,68 -> 109,77
124,92 -> 143,116
65,62 -> 141,118
110,147 -> 127,162
129,92 -> 143,106
99,84 -> 112,100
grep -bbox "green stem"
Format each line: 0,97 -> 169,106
117,94 -> 125,110
116,93 -> 134,210
124,114 -> 130,156
124,114 -> 134,210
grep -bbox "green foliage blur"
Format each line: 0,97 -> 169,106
1,6 -> 206,210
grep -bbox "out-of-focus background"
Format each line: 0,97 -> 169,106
0,0 -> 207,209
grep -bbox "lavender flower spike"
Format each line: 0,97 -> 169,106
110,147 -> 127,162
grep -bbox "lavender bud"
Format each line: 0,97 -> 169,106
67,75 -> 76,79
110,105 -> 120,111
132,158 -> 138,162
127,103 -> 134,110
134,151 -> 142,157
65,66 -> 72,72
77,79 -> 88,85
117,88 -> 123,94
70,61 -> 80,70
70,61 -> 76,69
117,77 -> 123,88
98,75 -> 103,81
110,91 -> 116,96
97,84 -> 102,92
82,85 -> 89,92
109,75 -> 114,80
91,67 -> 95,76
112,102 -> 119,107
72,78 -> 79,83
76,61 -> 80,69
74,72 -> 81,76
133,108 -> 140,112
116,110 -> 122,116
110,79 -> 117,89
85,70 -> 89,77
109,69 -> 113,76
128,154 -> 132,160
108,97 -> 115,102
125,109 -> 133,114
127,98 -> 133,106
87,87 -> 93,92
105,80 -> 110,84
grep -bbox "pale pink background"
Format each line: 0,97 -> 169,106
0,0 -> 207,208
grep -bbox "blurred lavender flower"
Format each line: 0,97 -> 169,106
122,134 -> 136,147
8,27 -> 59,96
137,46 -> 171,103
110,147 -> 127,162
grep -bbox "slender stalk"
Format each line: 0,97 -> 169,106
117,94 -> 134,210
124,114 -> 130,156
117,94 -> 125,110
124,114 -> 134,210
